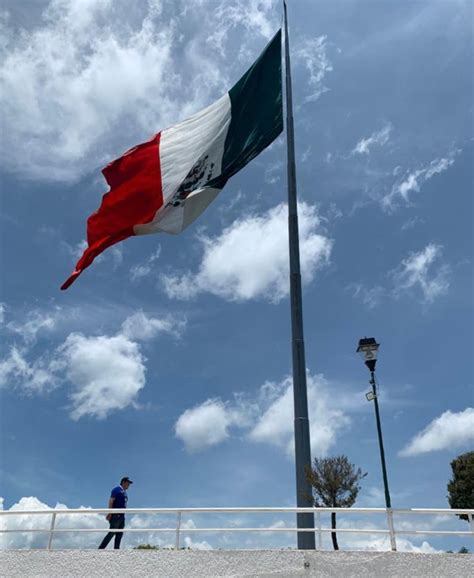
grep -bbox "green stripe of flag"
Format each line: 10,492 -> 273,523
211,30 -> 283,188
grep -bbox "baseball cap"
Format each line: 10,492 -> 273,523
120,476 -> 133,484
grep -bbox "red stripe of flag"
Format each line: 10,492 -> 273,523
61,134 -> 163,290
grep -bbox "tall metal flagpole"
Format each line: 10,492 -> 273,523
283,0 -> 315,550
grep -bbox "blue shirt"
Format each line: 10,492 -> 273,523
110,485 -> 128,510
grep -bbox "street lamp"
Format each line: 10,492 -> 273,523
357,337 -> 396,551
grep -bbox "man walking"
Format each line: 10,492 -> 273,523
98,477 -> 133,549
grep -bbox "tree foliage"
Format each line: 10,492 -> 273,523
447,451 -> 474,522
134,544 -> 191,550
306,455 -> 367,550
446,546 -> 470,554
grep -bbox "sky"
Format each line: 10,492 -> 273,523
0,0 -> 473,552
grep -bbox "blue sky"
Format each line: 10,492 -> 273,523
0,0 -> 472,551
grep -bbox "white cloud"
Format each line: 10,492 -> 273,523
301,146 -> 312,163
161,272 -> 198,301
209,0 -> 277,55
2,494 -> 451,553
0,0 -> 285,183
357,486 -> 387,508
349,244 -> 450,309
0,303 -> 5,324
174,373 -> 350,456
1,495 -> 444,552
264,160 -> 283,184
61,239 -> 88,260
0,346 -> 57,393
295,36 -> 333,103
130,247 -> 162,282
0,496 -> 105,550
6,310 -> 57,343
393,539 -> 440,553
121,310 -> 185,341
391,243 -> 450,303
182,536 -> 213,550
175,399 -> 246,453
348,283 -> 385,309
401,216 -> 426,231
162,203 -> 332,303
352,123 -> 392,155
55,333 -> 146,420
249,374 -> 350,457
0,495 -> 208,550
109,245 -> 124,270
383,150 -> 460,209
1,307 -> 183,419
345,535 -> 439,553
0,0 -> 238,182
399,408 -> 474,456
335,517 -> 442,553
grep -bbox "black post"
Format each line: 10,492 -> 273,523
283,0 -> 315,550
369,371 -> 392,509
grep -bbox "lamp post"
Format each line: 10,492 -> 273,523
357,337 -> 396,551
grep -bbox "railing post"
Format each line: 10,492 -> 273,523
175,511 -> 182,550
316,511 -> 322,551
468,513 -> 474,536
47,512 -> 57,551
386,508 -> 397,552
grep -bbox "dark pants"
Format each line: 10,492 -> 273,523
98,514 -> 125,549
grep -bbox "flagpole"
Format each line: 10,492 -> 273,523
283,0 -> 315,550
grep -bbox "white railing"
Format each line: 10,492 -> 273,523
0,507 -> 473,551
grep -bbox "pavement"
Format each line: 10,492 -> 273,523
1,549 -> 473,577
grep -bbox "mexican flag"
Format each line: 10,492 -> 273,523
61,30 -> 283,290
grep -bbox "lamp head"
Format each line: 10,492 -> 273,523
357,337 -> 380,373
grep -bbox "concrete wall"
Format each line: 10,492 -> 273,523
1,549 -> 473,577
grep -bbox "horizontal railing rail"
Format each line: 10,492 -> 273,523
1,507 -> 473,551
